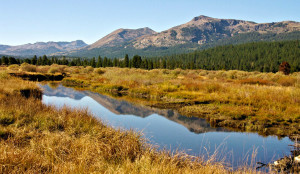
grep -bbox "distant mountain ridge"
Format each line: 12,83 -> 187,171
2,15 -> 300,57
132,15 -> 300,48
89,27 -> 156,49
0,40 -> 87,56
67,15 -> 300,58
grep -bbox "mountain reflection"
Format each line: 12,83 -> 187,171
40,84 -> 228,134
40,84 -> 86,100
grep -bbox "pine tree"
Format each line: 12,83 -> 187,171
37,57 -> 42,65
113,58 -> 118,67
124,54 -> 129,67
103,57 -> 108,67
91,57 -> 96,67
8,57 -> 18,65
31,55 -> 37,65
42,55 -> 48,65
1,56 -> 8,65
96,56 -> 102,67
132,55 -> 142,68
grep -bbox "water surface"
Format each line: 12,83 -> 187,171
40,84 -> 294,167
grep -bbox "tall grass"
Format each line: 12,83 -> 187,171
57,67 -> 300,137
0,72 -> 259,173
2,65 -> 299,136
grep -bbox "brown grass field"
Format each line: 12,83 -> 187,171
1,64 -> 300,173
0,68 -> 262,174
20,64 -> 299,138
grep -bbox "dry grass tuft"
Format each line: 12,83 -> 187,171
20,63 -> 37,72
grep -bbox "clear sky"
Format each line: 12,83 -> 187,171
1,0 -> 299,46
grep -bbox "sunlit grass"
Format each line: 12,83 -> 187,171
56,67 -> 300,137
2,65 -> 300,136
0,72 -> 260,173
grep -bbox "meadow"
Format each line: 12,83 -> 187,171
3,64 -> 300,138
0,67 -> 265,173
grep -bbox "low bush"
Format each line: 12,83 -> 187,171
238,78 -> 274,86
94,68 -> 106,75
36,66 -> 50,73
20,63 -> 36,72
84,66 -> 94,73
48,67 -> 60,74
8,64 -> 20,71
48,64 -> 66,74
277,77 -> 297,86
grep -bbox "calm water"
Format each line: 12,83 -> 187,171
40,84 -> 294,168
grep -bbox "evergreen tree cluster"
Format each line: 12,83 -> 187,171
1,40 -> 299,73
148,40 -> 300,72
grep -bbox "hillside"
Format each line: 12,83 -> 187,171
148,40 -> 300,72
89,27 -> 156,49
132,15 -> 300,49
0,40 -> 87,56
67,15 -> 300,58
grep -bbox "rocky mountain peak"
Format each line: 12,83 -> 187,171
191,15 -> 214,21
88,27 -> 156,49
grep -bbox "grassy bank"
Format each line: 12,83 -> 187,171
59,66 -> 300,137
0,71 -> 259,173
3,64 -> 300,137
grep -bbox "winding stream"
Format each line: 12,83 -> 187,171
39,84 -> 294,168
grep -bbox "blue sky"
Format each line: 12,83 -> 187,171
1,0 -> 299,45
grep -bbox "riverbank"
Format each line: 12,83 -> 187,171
0,70 -> 259,173
59,66 -> 299,138
3,65 -> 300,137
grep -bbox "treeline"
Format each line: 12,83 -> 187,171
150,40 -> 300,72
0,54 -> 165,70
1,40 -> 300,72
0,54 -> 154,69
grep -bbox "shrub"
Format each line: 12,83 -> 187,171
0,71 -> 8,79
48,67 -> 60,74
47,64 -> 66,74
205,83 -> 222,93
160,83 -> 179,92
279,61 -> 291,75
8,64 -> 20,71
238,78 -> 274,86
84,66 -> 94,73
183,82 -> 202,91
36,66 -> 50,73
20,63 -> 36,72
226,70 -> 238,79
94,68 -> 106,75
171,68 -> 182,76
277,77 -> 297,86
65,66 -> 80,74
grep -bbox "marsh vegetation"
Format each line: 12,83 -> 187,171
29,65 -> 300,138
1,64 -> 299,173
0,70 -> 263,173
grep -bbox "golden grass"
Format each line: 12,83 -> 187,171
0,71 -> 37,96
2,65 -> 299,135
0,72 -> 259,173
55,67 -> 300,137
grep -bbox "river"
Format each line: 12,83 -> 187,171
39,83 -> 294,168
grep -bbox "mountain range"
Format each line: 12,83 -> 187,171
1,15 -> 300,57
0,40 -> 87,57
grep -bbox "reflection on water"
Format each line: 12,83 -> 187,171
40,84 -> 294,168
